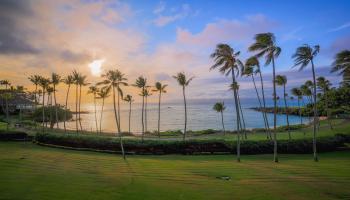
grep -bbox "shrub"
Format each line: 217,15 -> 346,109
0,130 -> 28,141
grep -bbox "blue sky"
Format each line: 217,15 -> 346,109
1,0 -> 349,102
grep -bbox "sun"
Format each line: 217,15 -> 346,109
88,59 -> 105,76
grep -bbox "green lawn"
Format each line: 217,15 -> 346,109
1,142 -> 349,200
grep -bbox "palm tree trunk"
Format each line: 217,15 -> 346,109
78,85 -> 83,131
221,111 -> 225,135
252,75 -> 269,138
75,84 -> 78,134
298,98 -> 302,125
311,60 -> 318,162
49,93 -> 52,129
128,101 -> 131,134
141,89 -> 145,142
182,86 -> 187,141
237,92 -> 247,139
158,91 -> 161,138
112,86 -> 125,159
93,94 -> 98,133
42,89 -> 45,133
117,84 -> 121,132
100,97 -> 105,134
283,84 -> 291,140
64,84 -> 71,133
53,85 -> 59,129
34,85 -> 38,130
258,71 -> 271,139
231,69 -> 241,162
272,57 -> 278,163
145,96 -> 148,133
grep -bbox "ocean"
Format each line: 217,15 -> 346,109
59,98 -> 310,134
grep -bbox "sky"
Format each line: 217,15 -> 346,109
0,0 -> 349,104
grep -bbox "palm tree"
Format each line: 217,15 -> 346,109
97,87 -> 111,134
291,87 -> 303,126
213,102 -> 226,134
275,75 -> 291,139
331,50 -> 350,84
173,72 -> 194,141
249,32 -> 281,163
244,58 -> 270,139
210,44 -> 244,162
300,84 -> 313,105
133,76 -> 147,142
46,86 -> 54,129
28,75 -> 41,129
317,77 -> 333,129
51,73 -> 61,129
123,94 -> 134,134
99,70 -> 126,159
0,80 -> 11,130
77,74 -> 88,131
292,44 -> 320,162
230,82 -> 247,139
38,77 -> 49,133
72,70 -> 80,133
153,82 -> 168,138
62,75 -> 74,133
88,85 -> 99,133
142,87 -> 152,133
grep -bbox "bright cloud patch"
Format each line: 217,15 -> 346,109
88,59 -> 105,77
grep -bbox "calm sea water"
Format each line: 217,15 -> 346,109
59,98 -> 309,134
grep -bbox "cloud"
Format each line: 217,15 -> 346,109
153,1 -> 165,14
281,27 -> 303,42
176,14 -> 276,47
328,22 -> 350,32
153,4 -> 192,27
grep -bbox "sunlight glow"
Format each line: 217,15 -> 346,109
88,59 -> 105,76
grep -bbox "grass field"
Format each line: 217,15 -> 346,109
1,142 -> 349,200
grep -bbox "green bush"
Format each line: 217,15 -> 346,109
34,132 -> 350,155
0,130 -> 28,141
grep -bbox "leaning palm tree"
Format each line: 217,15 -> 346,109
292,44 -> 320,162
123,94 -> 134,134
153,82 -> 168,138
249,32 -> 281,163
230,82 -> 247,139
291,87 -> 303,126
275,75 -> 291,139
173,72 -> 194,141
88,85 -> 99,133
96,87 -> 111,134
62,75 -> 74,133
98,70 -> 126,159
210,44 -> 244,162
331,50 -> 350,84
51,73 -> 61,129
38,77 -> 49,133
213,102 -> 226,134
133,76 -> 147,142
243,58 -> 270,139
77,74 -> 88,131
317,77 -> 333,129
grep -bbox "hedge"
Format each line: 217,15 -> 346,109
34,132 -> 350,155
0,130 -> 29,141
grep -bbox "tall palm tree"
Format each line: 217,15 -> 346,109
123,94 -> 134,134
51,73 -> 61,129
133,76 -> 147,142
28,75 -> 41,129
317,77 -> 333,129
88,85 -> 99,133
173,72 -> 194,141
97,87 -> 111,134
38,77 -> 49,133
142,87 -> 151,133
243,58 -> 270,139
249,32 -> 281,163
46,86 -> 54,129
62,75 -> 74,133
153,82 -> 168,138
292,44 -> 320,162
213,102 -> 226,134
72,70 -> 80,133
99,70 -> 126,159
275,75 -> 291,139
291,87 -> 303,126
331,50 -> 350,84
210,44 -> 244,162
77,74 -> 88,131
